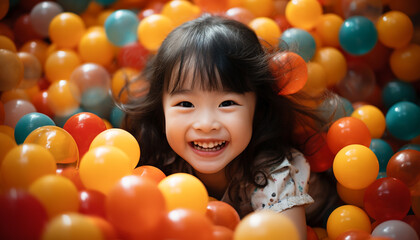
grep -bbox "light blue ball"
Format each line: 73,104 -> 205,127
280,28 -> 316,62
386,101 -> 420,141
339,16 -> 377,55
105,10 -> 139,46
369,138 -> 394,173
14,112 -> 56,144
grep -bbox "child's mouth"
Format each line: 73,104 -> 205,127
191,141 -> 227,152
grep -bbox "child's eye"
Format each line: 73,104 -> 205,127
219,100 -> 237,107
176,101 -> 194,108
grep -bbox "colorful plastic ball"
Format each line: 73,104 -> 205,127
339,16 -> 377,55
241,0 -> 274,18
213,225 -> 234,240
0,49 -> 23,92
89,128 -> 140,169
41,213 -> 103,240
16,52 -> 42,89
79,189 -> 107,218
0,35 -> 16,52
13,14 -> 42,45
270,52 -> 308,95
138,14 -> 174,52
233,210 -> 299,240
300,62 -> 327,97
312,47 -> 347,87
285,0 -> 322,30
24,125 -> 79,166
117,42 -> 150,70
0,189 -> 48,240
14,112 -> 55,144
336,229 -> 371,240
303,132 -> 335,172
109,105 -> 125,128
49,12 -> 86,49
205,201 -> 240,231
161,0 -> 200,27
19,40 -> 49,66
386,101 -> 420,141
376,11 -> 413,49
386,149 -> 420,187
225,7 -> 255,25
314,13 -> 343,47
318,95 -> 354,123
249,17 -> 282,47
28,175 -> 79,218
327,117 -> 372,155
326,205 -> 371,240
63,112 -> 107,158
381,80 -> 417,109
132,165 -> 166,184
280,28 -> 316,62
372,220 -> 419,240
1,144 -> 57,189
369,139 -> 394,173
106,175 -> 166,237
399,144 -> 420,152
389,43 -> 420,82
158,173 -> 209,214
110,67 -> 139,103
44,50 -> 81,83
364,177 -> 411,222
336,182 -> 366,208
78,28 -> 114,66
29,1 -> 63,37
161,208 -> 214,240
333,144 -> 379,190
0,0 -> 9,20
47,80 -> 81,117
351,105 -> 386,139
0,132 -> 16,166
104,9 -> 139,47
3,99 -> 36,128
79,146 -> 132,195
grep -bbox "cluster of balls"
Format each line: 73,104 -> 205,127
0,0 -> 420,239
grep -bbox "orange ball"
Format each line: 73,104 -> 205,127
161,0 -> 201,27
376,11 -> 413,49
0,49 -> 23,92
333,144 -> 379,190
137,14 -> 174,52
326,205 -> 371,240
111,67 -> 140,103
44,50 -> 81,83
241,0 -> 274,17
271,52 -> 308,95
285,0 -> 323,30
301,62 -> 327,96
390,43 -> 420,82
1,144 -> 57,189
312,47 -> 347,87
78,28 -> 114,66
248,17 -> 281,47
351,104 -> 386,139
29,175 -> 79,218
46,80 -> 81,117
49,12 -> 86,49
0,35 -> 17,52
336,182 -> 366,208
24,125 -> 79,166
315,13 -> 343,47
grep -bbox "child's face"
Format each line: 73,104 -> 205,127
163,85 -> 256,175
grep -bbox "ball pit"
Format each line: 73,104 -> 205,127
0,0 -> 419,239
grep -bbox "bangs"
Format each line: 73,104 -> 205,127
160,17 -> 258,94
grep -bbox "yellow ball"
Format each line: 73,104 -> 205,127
138,14 -> 173,52
249,17 -> 281,47
158,173 -> 208,214
79,146 -> 132,195
89,128 -> 140,169
333,144 -> 379,190
351,104 -> 386,139
234,210 -> 299,240
1,144 -> 56,189
326,205 -> 371,240
312,47 -> 347,87
285,0 -> 323,30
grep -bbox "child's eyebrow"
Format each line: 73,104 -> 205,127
168,88 -> 193,95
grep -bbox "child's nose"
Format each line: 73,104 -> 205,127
192,111 -> 221,132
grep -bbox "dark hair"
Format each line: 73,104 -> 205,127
122,15 -> 326,210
